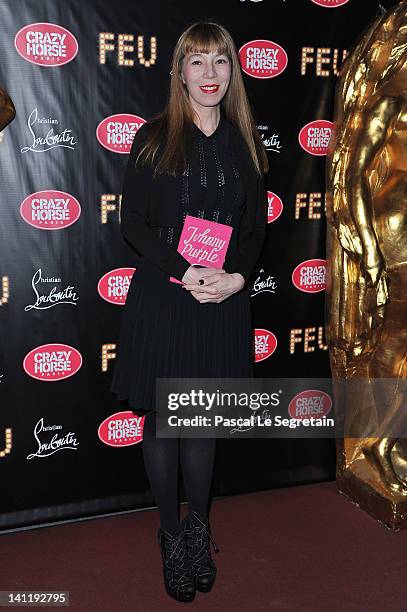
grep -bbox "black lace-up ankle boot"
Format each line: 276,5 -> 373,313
184,511 -> 220,593
157,524 -> 196,603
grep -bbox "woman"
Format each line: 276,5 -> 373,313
111,20 -> 269,603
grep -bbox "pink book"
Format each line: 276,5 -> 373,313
170,214 -> 233,284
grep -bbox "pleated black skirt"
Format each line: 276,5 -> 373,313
110,257 -> 254,415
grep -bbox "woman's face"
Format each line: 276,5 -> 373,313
180,50 -> 231,109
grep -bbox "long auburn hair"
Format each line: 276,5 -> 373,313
134,20 -> 269,178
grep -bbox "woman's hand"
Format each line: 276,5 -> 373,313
181,265 -> 224,285
182,270 -> 245,303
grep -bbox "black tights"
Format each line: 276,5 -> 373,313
141,411 -> 217,535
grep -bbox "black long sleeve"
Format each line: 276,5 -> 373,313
233,173 -> 267,282
120,125 -> 191,282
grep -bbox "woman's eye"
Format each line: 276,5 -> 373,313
191,58 -> 227,65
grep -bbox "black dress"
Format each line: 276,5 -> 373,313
110,112 -> 254,415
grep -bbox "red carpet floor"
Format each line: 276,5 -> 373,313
1,482 -> 407,611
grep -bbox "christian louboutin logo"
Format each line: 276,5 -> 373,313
20,108 -> 77,153
257,124 -> 283,153
24,269 -> 79,311
27,418 -> 79,460
250,269 -> 278,298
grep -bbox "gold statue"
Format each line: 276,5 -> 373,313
326,1 -> 407,528
0,88 -> 15,131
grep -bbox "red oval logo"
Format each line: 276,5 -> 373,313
288,389 -> 332,420
98,268 -> 136,305
23,343 -> 82,381
299,120 -> 333,156
96,114 -> 146,154
292,259 -> 326,293
239,40 -> 288,79
20,190 -> 81,230
267,191 -> 283,223
14,23 -> 78,67
254,328 -> 277,363
310,0 -> 349,7
98,411 -> 145,447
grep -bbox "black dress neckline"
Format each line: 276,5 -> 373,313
192,110 -> 227,140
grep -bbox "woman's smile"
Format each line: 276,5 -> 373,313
199,84 -> 220,94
